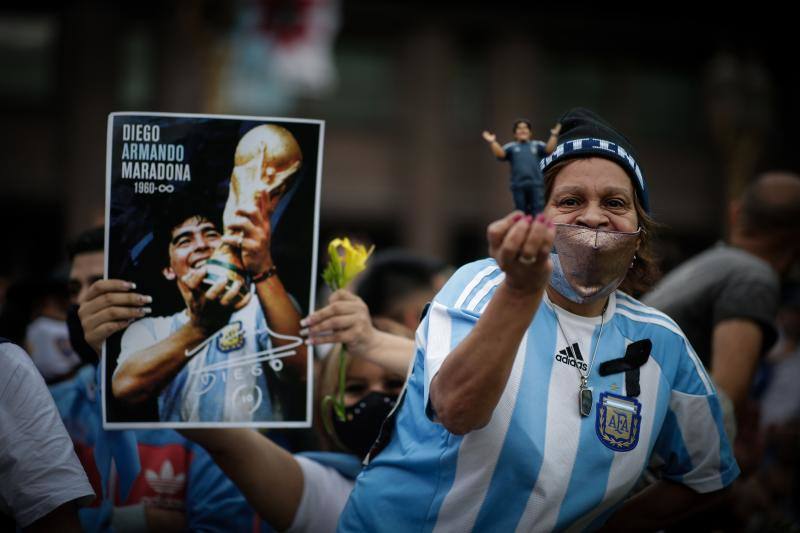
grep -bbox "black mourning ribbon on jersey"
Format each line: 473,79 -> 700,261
419,302 -> 431,324
598,339 -> 652,397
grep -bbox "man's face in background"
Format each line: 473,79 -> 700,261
69,251 -> 104,305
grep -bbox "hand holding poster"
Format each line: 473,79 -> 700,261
103,113 -> 322,428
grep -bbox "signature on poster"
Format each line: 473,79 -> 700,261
186,323 -> 304,401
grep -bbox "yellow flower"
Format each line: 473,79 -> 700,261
327,238 -> 345,269
322,237 -> 374,290
341,240 -> 374,285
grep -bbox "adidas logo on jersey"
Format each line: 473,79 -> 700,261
144,460 -> 186,496
555,343 -> 588,372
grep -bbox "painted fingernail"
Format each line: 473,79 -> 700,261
536,214 -> 545,223
141,307 -> 152,315
525,215 -> 533,223
547,220 -> 555,228
512,214 -> 523,222
128,282 -> 137,290
141,295 -> 153,304
299,327 -> 309,336
304,339 -> 314,346
300,318 -> 309,327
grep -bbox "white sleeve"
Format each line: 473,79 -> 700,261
651,336 -> 739,493
423,301 -> 456,393
284,456 -> 355,533
419,262 -> 503,421
0,343 -> 95,527
116,317 -> 161,372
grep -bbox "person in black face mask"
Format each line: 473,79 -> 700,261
77,244 -> 429,532
181,290 -> 414,533
319,331 -> 407,458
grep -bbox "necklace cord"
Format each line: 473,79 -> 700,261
552,299 -> 609,387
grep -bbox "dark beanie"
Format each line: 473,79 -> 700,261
540,108 -> 650,213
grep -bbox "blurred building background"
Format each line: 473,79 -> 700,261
0,0 -> 797,283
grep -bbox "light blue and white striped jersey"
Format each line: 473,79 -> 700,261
338,259 -> 739,532
117,296 -> 273,422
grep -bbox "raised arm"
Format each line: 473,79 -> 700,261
225,203 -> 307,377
254,272 -> 307,376
429,212 -> 555,434
544,123 -> 561,155
303,290 -> 415,376
482,131 -> 507,159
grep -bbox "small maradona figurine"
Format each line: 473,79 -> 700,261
483,119 -> 561,215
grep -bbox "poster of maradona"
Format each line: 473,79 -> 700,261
102,112 -> 322,428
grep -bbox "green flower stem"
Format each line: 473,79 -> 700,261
321,277 -> 349,423
321,347 -> 348,423
321,395 -> 337,436
334,348 -> 347,421
321,239 -> 372,425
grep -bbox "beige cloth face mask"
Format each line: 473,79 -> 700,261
548,223 -> 641,304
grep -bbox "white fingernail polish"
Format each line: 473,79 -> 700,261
129,282 -> 137,290
300,318 -> 309,327
142,307 -> 152,314
299,327 -> 309,336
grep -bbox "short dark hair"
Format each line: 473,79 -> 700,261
512,119 -> 532,133
738,172 -> 800,239
153,200 -> 223,266
356,250 -> 446,318
67,226 -> 105,261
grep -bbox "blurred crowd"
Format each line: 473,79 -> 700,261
2,131 -> 800,531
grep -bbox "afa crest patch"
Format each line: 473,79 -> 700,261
217,321 -> 245,352
595,392 -> 641,452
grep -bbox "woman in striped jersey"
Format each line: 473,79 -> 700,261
338,108 -> 739,531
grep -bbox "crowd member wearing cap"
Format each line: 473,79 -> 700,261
338,108 -> 738,531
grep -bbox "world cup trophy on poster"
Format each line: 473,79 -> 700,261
204,125 -> 302,297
